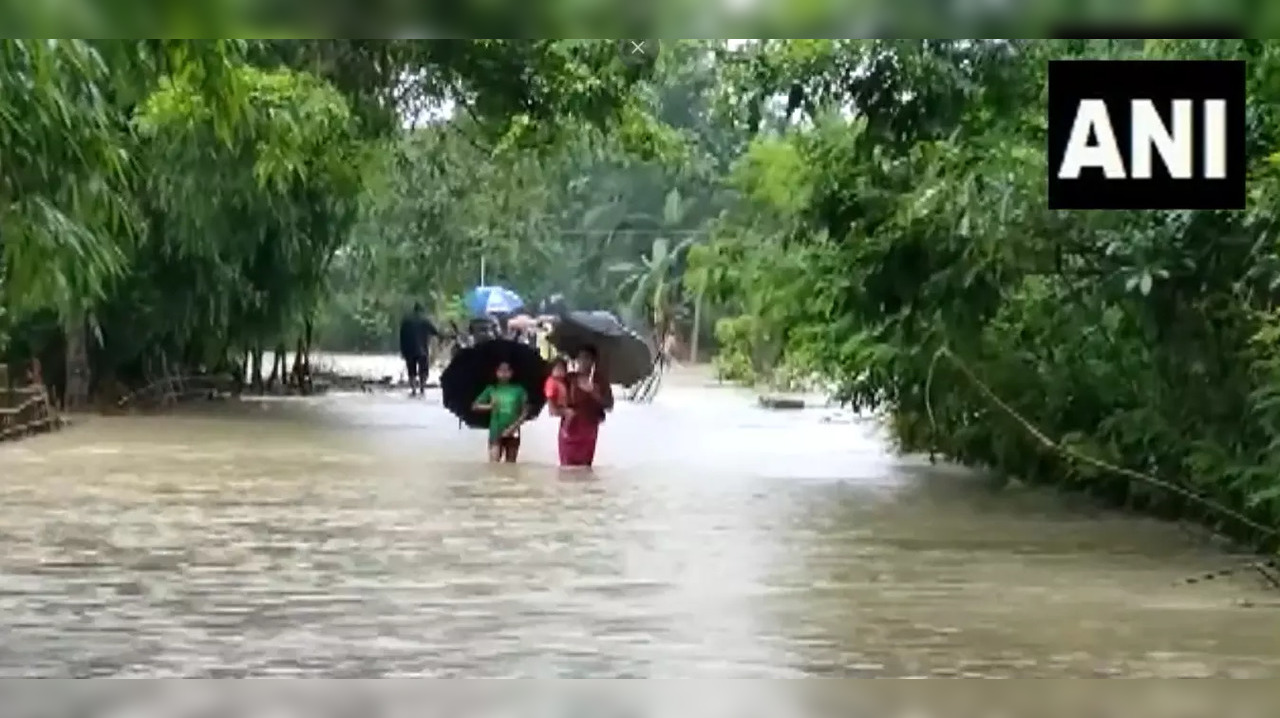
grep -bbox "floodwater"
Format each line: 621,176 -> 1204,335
0,355 -> 1276,678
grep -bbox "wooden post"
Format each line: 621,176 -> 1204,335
64,314 -> 89,410
302,319 -> 314,392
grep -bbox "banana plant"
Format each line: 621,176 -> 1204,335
608,187 -> 702,332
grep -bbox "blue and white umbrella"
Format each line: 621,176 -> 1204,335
465,285 -> 524,317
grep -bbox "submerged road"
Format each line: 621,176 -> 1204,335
0,361 -> 1275,677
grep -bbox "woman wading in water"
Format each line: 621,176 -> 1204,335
558,345 -> 612,468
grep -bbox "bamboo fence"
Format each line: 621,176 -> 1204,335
0,384 -> 61,442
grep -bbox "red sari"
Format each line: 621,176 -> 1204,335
558,371 -> 612,467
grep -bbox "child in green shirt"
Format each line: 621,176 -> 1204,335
472,360 -> 529,463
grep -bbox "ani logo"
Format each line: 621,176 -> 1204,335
1047,59 -> 1246,210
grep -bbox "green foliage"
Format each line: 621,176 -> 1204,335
0,39 -> 662,395
703,39 -> 1280,546
17,35 -> 1280,548
711,315 -> 757,383
93,62 -> 366,375
0,40 -> 135,318
315,41 -> 746,351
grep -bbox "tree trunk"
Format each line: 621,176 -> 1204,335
162,351 -> 184,398
302,319 -> 314,391
690,291 -> 703,364
63,312 -> 90,410
251,346 -> 264,392
291,336 -> 305,388
267,349 -> 281,388
232,349 -> 248,395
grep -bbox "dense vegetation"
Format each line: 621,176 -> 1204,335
0,39 -> 660,402
7,39 -> 1280,546
695,39 -> 1280,549
316,40 -> 738,353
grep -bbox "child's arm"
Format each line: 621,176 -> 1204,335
472,386 -> 494,411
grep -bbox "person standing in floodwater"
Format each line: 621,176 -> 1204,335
472,360 -> 528,463
398,302 -> 439,397
558,345 -> 613,468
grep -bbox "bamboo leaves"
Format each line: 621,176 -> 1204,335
700,39 -> 1280,542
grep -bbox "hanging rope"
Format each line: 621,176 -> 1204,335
924,346 -> 1280,590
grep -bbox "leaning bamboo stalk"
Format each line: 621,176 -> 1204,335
926,346 -> 1280,593
116,374 -> 224,407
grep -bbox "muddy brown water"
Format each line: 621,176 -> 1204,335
0,357 -> 1276,677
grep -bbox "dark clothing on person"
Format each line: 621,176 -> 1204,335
399,314 -> 438,359
404,355 -> 430,383
468,317 -> 493,339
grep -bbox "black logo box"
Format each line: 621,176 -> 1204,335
1047,60 -> 1246,211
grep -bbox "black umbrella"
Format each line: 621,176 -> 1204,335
440,338 -> 550,429
548,310 -> 656,388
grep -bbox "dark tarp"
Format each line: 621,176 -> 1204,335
440,338 -> 549,429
